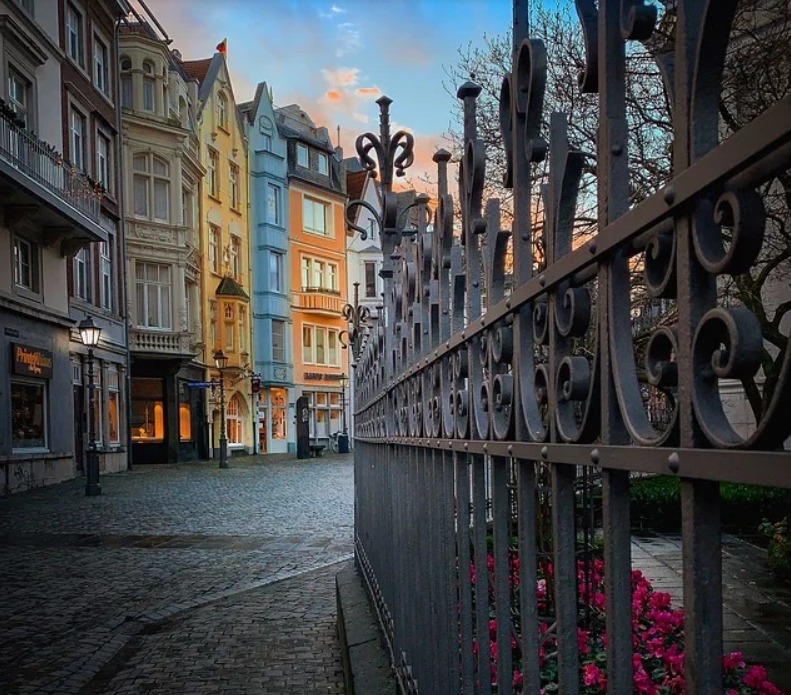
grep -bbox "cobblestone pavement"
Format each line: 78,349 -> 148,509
0,454 -> 354,695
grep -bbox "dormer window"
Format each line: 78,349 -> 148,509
297,143 -> 308,167
317,152 -> 329,176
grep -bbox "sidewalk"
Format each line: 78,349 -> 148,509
634,533 -> 791,690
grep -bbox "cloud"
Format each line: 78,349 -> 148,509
331,4 -> 347,13
356,87 -> 381,97
325,90 -> 343,102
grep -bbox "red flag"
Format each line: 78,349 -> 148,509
216,38 -> 227,56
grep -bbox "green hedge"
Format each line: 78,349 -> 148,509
630,475 -> 791,532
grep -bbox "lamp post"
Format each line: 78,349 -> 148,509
213,349 -> 229,468
79,316 -> 102,496
338,373 -> 349,454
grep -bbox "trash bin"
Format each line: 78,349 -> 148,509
338,433 -> 349,454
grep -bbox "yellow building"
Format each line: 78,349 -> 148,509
181,49 -> 255,455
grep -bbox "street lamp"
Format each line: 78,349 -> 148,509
79,316 -> 102,496
338,373 -> 349,454
213,349 -> 229,469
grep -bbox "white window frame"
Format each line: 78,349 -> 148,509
230,234 -> 241,279
238,306 -> 246,353
74,246 -> 91,301
66,1 -> 85,69
217,92 -> 227,129
229,162 -> 240,209
209,225 -> 220,273
302,324 -> 340,366
364,260 -> 378,298
93,33 -> 110,97
100,239 -> 113,311
13,234 -> 38,294
207,147 -> 219,197
7,66 -> 31,129
297,142 -> 308,167
317,151 -> 329,175
270,251 -> 283,292
302,196 -> 330,237
69,105 -> 86,171
132,153 -> 169,222
135,262 -> 172,329
272,319 -> 285,363
267,183 -> 280,224
300,256 -> 338,292
142,61 -> 155,112
96,130 -> 111,192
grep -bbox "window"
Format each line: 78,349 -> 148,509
312,260 -> 324,289
74,246 -> 91,301
91,360 -> 101,446
209,225 -> 220,273
270,252 -> 283,292
302,325 -> 313,364
327,263 -> 337,292
217,92 -> 227,129
226,394 -> 243,445
100,240 -> 113,310
135,262 -> 171,329
7,68 -> 30,128
131,377 -> 164,441
367,217 -> 376,241
300,256 -> 338,292
267,184 -> 280,224
70,107 -> 86,171
317,152 -> 329,175
229,163 -> 240,209
209,300 -> 217,347
364,261 -> 377,298
230,235 -> 241,279
120,58 -> 132,108
133,154 -> 169,221
94,35 -> 109,96
297,143 -> 308,167
97,132 -> 110,191
225,321 -> 234,351
238,306 -> 246,353
207,148 -> 218,197
262,132 -> 272,151
303,197 -> 329,236
142,61 -> 155,112
13,236 -> 37,292
179,400 -> 192,441
108,369 -> 120,445
184,280 -> 193,332
182,186 -> 194,228
66,2 -> 84,68
302,325 -> 340,366
11,379 -> 47,451
272,320 -> 285,362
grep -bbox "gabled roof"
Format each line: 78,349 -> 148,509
180,58 -> 212,83
215,276 -> 249,300
347,170 -> 367,203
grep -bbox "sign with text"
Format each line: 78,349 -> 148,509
11,343 -> 53,379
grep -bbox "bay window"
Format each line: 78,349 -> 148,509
135,262 -> 171,329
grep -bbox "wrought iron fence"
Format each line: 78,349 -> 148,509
0,100 -> 102,223
349,1 -> 791,694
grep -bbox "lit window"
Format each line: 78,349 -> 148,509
297,143 -> 308,167
66,2 -> 84,67
108,369 -> 120,445
179,402 -> 192,441
317,152 -> 328,175
131,377 -> 165,441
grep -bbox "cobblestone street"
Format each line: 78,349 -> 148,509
0,454 -> 354,695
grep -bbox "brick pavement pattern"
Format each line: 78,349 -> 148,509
0,455 -> 354,695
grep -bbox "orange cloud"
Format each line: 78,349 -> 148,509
356,87 -> 381,97
326,90 -> 343,102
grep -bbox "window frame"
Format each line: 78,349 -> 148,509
302,196 -> 331,237
229,162 -> 240,209
217,91 -> 227,130
207,147 -> 219,198
12,234 -> 39,296
142,61 -> 155,112
120,57 -> 132,108
73,246 -> 91,302
10,376 -> 48,453
266,183 -> 280,225
270,251 -> 283,292
296,142 -> 308,167
96,130 -> 111,193
100,238 -> 113,311
69,104 -> 86,171
317,151 -> 329,176
132,153 -> 169,222
65,1 -> 85,69
107,368 -> 120,445
272,319 -> 285,363
364,260 -> 377,298
302,324 -> 340,366
93,32 -> 110,98
230,234 -> 241,279
7,65 -> 31,129
135,261 -> 172,330
208,224 -> 220,274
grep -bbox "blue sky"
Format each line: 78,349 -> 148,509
144,0 -> 516,180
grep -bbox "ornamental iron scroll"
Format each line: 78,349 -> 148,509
352,1 -> 791,694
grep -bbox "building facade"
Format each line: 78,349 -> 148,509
119,21 -> 207,464
0,0 -> 128,494
182,49 -> 255,456
241,83 -> 293,453
277,104 -> 349,448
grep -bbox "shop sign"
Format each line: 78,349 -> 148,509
11,343 -> 53,379
305,372 -> 344,381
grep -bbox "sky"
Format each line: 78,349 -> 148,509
140,0 -> 517,187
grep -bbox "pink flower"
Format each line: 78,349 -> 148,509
582,662 -> 605,688
722,651 -> 744,670
743,665 -> 768,689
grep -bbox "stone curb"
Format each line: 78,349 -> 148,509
336,560 -> 395,695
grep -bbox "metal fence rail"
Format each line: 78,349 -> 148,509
349,1 -> 791,693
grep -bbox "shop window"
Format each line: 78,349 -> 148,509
11,379 -> 47,451
108,369 -> 120,445
131,377 -> 164,441
271,387 -> 287,440
226,394 -> 243,445
179,402 -> 192,441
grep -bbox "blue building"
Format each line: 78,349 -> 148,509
241,83 -> 293,453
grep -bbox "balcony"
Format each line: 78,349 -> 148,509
130,329 -> 195,357
294,286 -> 344,316
0,101 -> 104,242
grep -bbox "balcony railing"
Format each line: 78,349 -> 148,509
0,100 -> 102,223
130,329 -> 194,355
301,285 -> 341,296
294,289 -> 343,315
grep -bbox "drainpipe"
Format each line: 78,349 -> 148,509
114,13 -> 133,470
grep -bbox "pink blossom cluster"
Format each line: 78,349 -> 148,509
469,552 -> 785,694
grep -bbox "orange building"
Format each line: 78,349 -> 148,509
275,105 -> 349,446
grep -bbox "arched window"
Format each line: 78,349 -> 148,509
120,57 -> 132,109
133,153 -> 169,221
226,394 -> 243,445
142,61 -> 155,112
217,92 -> 227,129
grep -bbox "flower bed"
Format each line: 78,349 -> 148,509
471,553 -> 785,693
